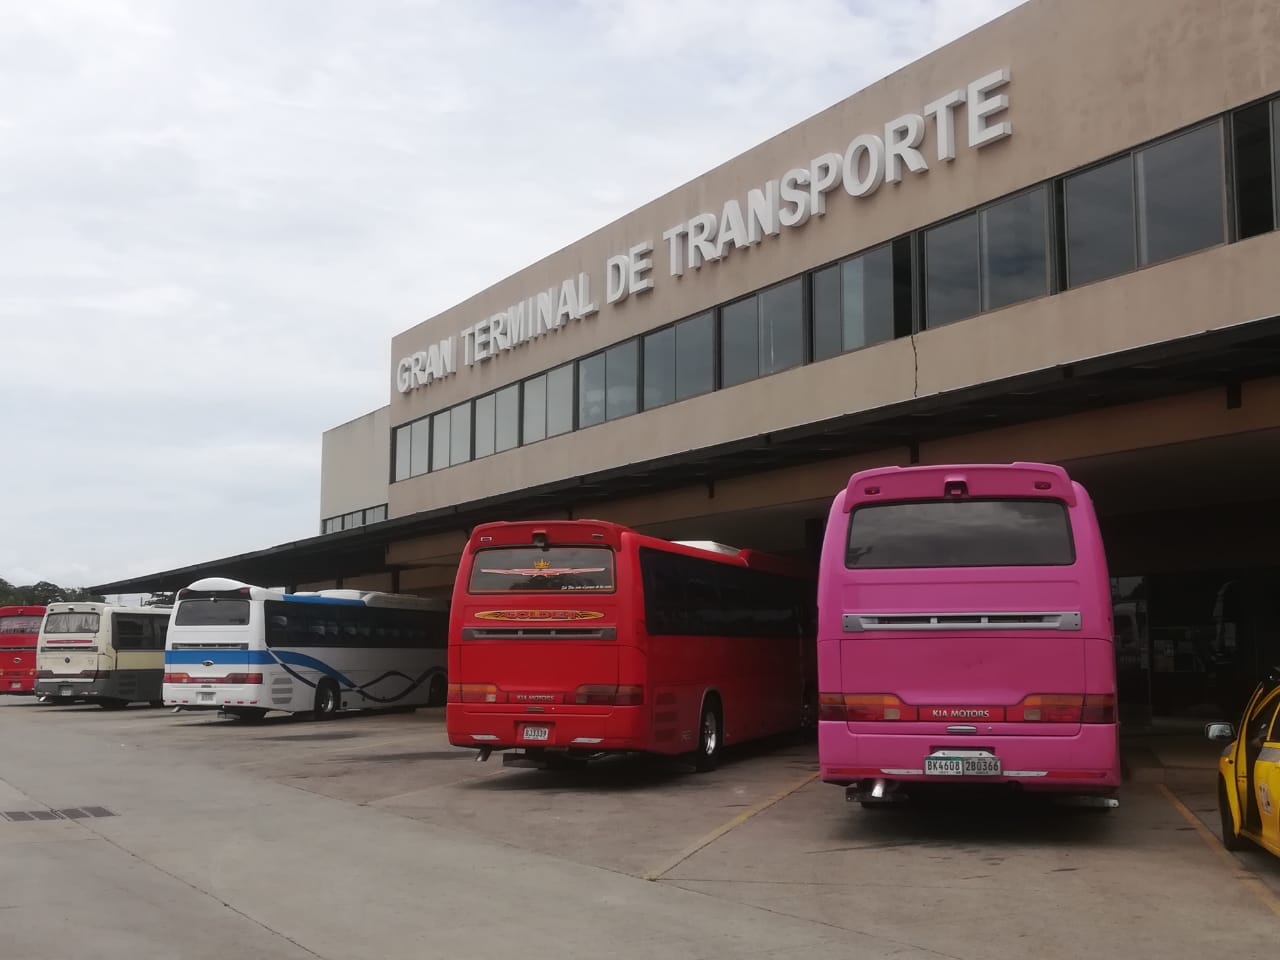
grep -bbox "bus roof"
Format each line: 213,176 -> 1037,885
43,601 -> 170,615
0,605 -> 46,618
841,462 -> 1078,512
183,577 -> 444,611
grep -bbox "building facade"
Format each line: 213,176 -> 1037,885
100,0 -> 1280,726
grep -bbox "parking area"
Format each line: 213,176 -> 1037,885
1,698 -> 1277,960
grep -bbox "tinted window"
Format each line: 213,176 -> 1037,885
0,616 -> 42,634
814,245 -> 895,360
1065,155 -> 1136,287
981,187 -> 1049,310
469,547 -> 615,593
578,353 -> 605,427
1136,122 -> 1225,266
721,296 -> 759,387
522,375 -> 547,443
474,393 -> 496,458
643,326 -> 676,409
924,213 -> 980,327
1233,101 -> 1275,240
495,385 -> 520,452
605,339 -> 639,420
431,411 -> 450,469
675,312 -> 714,400
394,424 -> 411,481
409,418 -> 430,476
639,547 -> 807,639
759,279 -> 804,376
43,612 -> 100,634
846,499 -> 1075,569
175,599 -> 249,626
112,614 -> 162,650
263,601 -> 447,650
547,364 -> 574,436
450,403 -> 471,464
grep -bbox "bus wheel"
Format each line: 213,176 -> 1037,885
313,681 -> 340,720
693,698 -> 722,773
426,674 -> 447,707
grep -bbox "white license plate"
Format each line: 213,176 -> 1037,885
198,692 -> 215,703
925,754 -> 1001,776
59,686 -> 72,697
522,725 -> 550,742
9,681 -> 20,689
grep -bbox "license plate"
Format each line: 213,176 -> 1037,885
198,692 -> 215,703
59,686 -> 72,697
925,754 -> 1001,776
9,681 -> 20,689
522,725 -> 550,742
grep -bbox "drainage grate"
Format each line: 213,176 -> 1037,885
1,806 -> 116,822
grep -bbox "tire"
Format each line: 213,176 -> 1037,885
1219,778 -> 1244,851
313,680 -> 340,720
426,673 -> 447,707
693,697 -> 722,773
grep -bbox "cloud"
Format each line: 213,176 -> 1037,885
0,0 -> 1023,587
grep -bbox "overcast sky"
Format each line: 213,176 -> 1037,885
0,0 -> 1023,589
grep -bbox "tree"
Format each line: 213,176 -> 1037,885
0,578 -> 105,606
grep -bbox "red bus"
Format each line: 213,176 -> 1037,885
447,520 -> 816,771
0,605 -> 46,695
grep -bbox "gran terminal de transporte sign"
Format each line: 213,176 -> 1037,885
396,69 -> 1012,395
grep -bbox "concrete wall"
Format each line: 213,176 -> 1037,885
383,0 -> 1280,520
319,406 -> 390,521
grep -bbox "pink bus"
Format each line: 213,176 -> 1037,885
817,462 -> 1120,807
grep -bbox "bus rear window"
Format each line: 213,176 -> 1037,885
43,612 -> 101,634
469,547 -> 615,593
0,616 -> 43,634
175,599 -> 250,626
846,499 -> 1075,569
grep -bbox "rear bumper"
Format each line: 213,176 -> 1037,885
818,721 -> 1120,791
34,678 -> 92,698
164,683 -> 266,708
447,703 -> 650,752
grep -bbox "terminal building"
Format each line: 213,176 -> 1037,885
97,0 -> 1280,727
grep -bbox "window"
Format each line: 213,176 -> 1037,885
468,547 -> 616,593
675,311 -> 714,401
812,244 -> 895,360
578,353 -> 605,427
393,424 -> 411,481
431,410 -> 450,469
758,279 -> 804,376
1233,101 -> 1276,240
174,600 -> 249,627
112,614 -> 166,650
721,296 -> 759,387
643,326 -> 675,409
322,517 -> 338,534
846,499 -> 1075,569
450,402 -> 471,465
638,547 -> 805,638
1136,121 -> 1225,266
409,418 -> 430,477
1065,155 -> 1136,287
44,612 -> 100,634
547,364 -> 574,437
605,339 -> 638,420
0,615 -> 42,635
495,384 -> 519,452
924,213 -> 980,327
522,374 -> 547,443
980,187 -> 1049,311
367,505 -> 387,523
474,393 -> 496,458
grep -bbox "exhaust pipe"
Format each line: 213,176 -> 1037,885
475,747 -> 492,762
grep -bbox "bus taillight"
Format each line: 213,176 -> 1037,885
818,694 -> 917,722
164,672 -> 262,685
448,682 -> 504,703
1006,694 -> 1115,723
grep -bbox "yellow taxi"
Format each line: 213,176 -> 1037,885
1207,679 -> 1280,854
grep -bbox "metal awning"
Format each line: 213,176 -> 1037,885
91,316 -> 1280,593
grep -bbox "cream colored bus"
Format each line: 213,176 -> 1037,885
34,602 -> 172,709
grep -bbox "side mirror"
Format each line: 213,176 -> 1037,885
1206,722 -> 1236,743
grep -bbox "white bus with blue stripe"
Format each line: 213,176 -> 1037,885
164,578 -> 448,721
